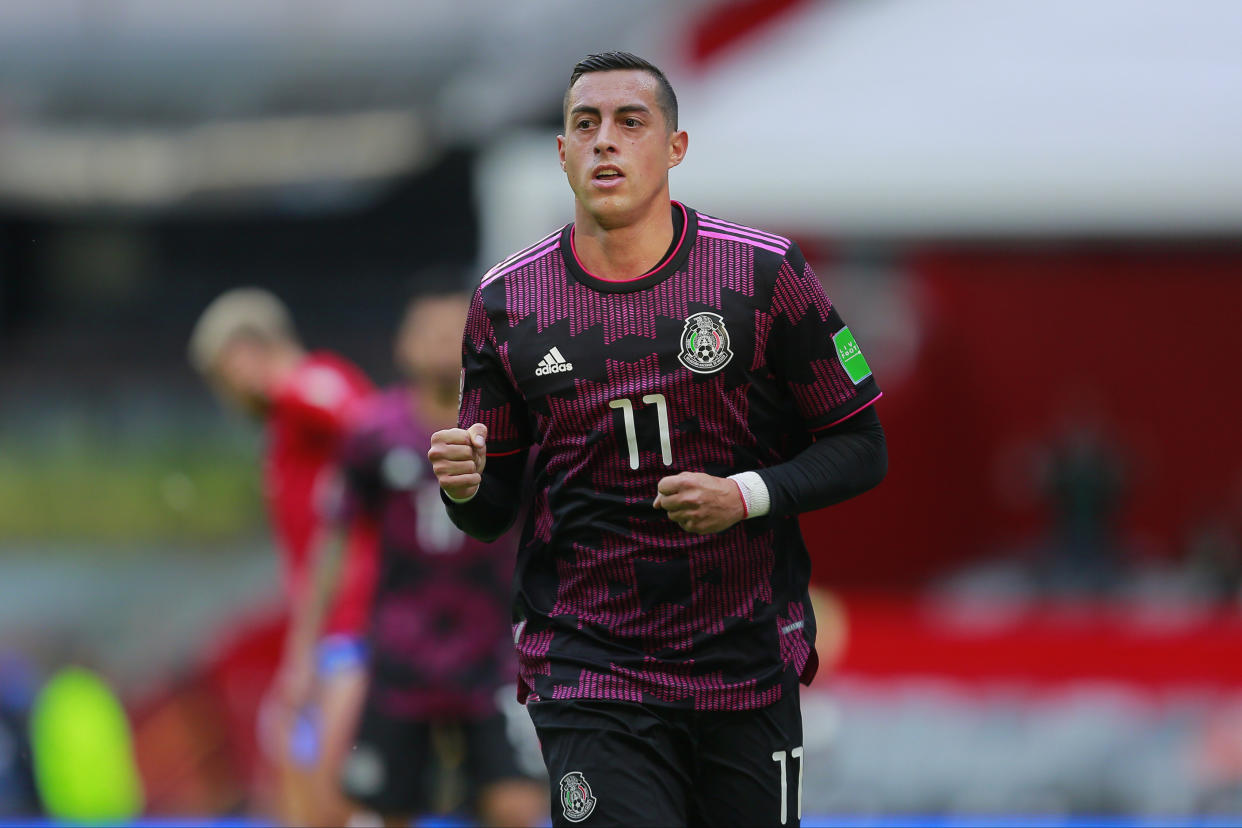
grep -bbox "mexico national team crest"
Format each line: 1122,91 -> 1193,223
679,312 -> 733,374
558,771 -> 597,822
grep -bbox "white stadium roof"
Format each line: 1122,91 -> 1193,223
478,0 -> 1242,253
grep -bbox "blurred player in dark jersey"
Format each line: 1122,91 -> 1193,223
305,292 -> 545,827
189,288 -> 377,826
429,52 -> 888,827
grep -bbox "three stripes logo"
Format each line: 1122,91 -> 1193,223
535,346 -> 573,377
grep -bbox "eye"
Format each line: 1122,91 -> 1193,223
624,117 -> 640,127
576,119 -> 594,130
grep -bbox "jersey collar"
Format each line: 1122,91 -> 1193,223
561,202 -> 697,294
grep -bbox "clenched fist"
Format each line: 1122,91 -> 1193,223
428,423 -> 488,501
653,471 -> 746,535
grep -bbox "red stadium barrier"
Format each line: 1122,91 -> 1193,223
835,592 -> 1242,690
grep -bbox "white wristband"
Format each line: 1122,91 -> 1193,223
728,471 -> 771,518
443,487 -> 478,504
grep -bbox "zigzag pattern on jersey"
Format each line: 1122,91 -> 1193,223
532,355 -> 758,509
777,600 -> 812,674
771,257 -> 832,326
342,389 -> 517,718
771,257 -> 859,417
461,291 -> 529,446
466,216 -> 838,710
502,236 -> 758,343
549,660 -> 782,711
514,626 -> 553,680
459,385 -> 526,446
524,351 -> 793,698
751,307 -> 773,372
370,580 -> 511,696
528,487 -> 554,544
545,516 -> 776,656
788,358 -> 860,425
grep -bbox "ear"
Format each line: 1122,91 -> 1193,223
667,129 -> 688,170
557,134 -> 567,171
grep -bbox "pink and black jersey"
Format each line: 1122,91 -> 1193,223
341,388 -> 516,719
459,202 -> 881,711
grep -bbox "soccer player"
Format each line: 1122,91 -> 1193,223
428,52 -> 888,827
316,292 -> 545,827
188,288 -> 377,826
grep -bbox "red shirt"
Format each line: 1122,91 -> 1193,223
264,351 -> 377,636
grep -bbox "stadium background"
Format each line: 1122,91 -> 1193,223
2,0 -> 1241,824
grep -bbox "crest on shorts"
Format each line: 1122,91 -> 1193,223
559,771 -> 597,823
679,312 -> 733,374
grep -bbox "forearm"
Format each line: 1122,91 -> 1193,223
733,407 -> 887,519
288,527 -> 348,653
441,452 -> 527,542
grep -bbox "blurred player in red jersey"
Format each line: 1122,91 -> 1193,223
189,287 -> 377,826
302,292 -> 545,827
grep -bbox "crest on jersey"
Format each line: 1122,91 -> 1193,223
559,771 -> 597,823
678,312 -> 733,374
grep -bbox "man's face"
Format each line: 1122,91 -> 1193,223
397,295 -> 470,391
209,337 -> 272,419
558,70 -> 687,229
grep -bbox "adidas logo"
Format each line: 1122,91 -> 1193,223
535,346 -> 573,376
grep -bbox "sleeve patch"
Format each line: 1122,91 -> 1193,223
833,327 -> 873,385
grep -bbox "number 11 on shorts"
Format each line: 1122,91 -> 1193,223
771,746 -> 804,825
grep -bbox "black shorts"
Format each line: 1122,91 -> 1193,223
528,689 -> 805,827
341,698 -> 531,816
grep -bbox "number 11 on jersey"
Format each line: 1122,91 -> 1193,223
608,393 -> 672,470
771,747 -> 804,825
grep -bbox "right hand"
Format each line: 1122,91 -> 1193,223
428,423 -> 488,501
260,644 -> 316,760
273,646 -> 316,715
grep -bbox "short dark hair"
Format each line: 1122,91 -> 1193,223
564,51 -> 678,132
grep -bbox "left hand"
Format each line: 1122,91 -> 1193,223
653,472 -> 746,535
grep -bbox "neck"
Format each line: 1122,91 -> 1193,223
572,194 -> 674,281
267,344 -> 306,390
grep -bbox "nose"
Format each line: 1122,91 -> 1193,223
593,121 -> 618,155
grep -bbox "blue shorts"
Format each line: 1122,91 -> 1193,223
315,634 -> 368,678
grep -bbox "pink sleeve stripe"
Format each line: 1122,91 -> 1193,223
485,447 -> 527,457
810,392 -> 883,434
481,239 -> 559,286
482,229 -> 561,280
697,214 -> 790,246
698,220 -> 791,253
697,229 -> 787,256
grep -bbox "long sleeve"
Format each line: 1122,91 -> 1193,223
753,406 -> 887,518
441,451 -> 528,542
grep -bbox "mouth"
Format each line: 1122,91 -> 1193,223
592,165 -> 625,186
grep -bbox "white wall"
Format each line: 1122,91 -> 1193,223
477,0 -> 1242,243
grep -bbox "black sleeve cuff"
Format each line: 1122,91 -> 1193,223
441,451 -> 529,542
758,406 -> 887,518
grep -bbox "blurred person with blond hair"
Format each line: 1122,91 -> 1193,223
303,291 -> 545,827
189,287 -> 377,826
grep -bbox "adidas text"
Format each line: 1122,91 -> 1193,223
536,347 -> 572,376
536,361 -> 574,376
